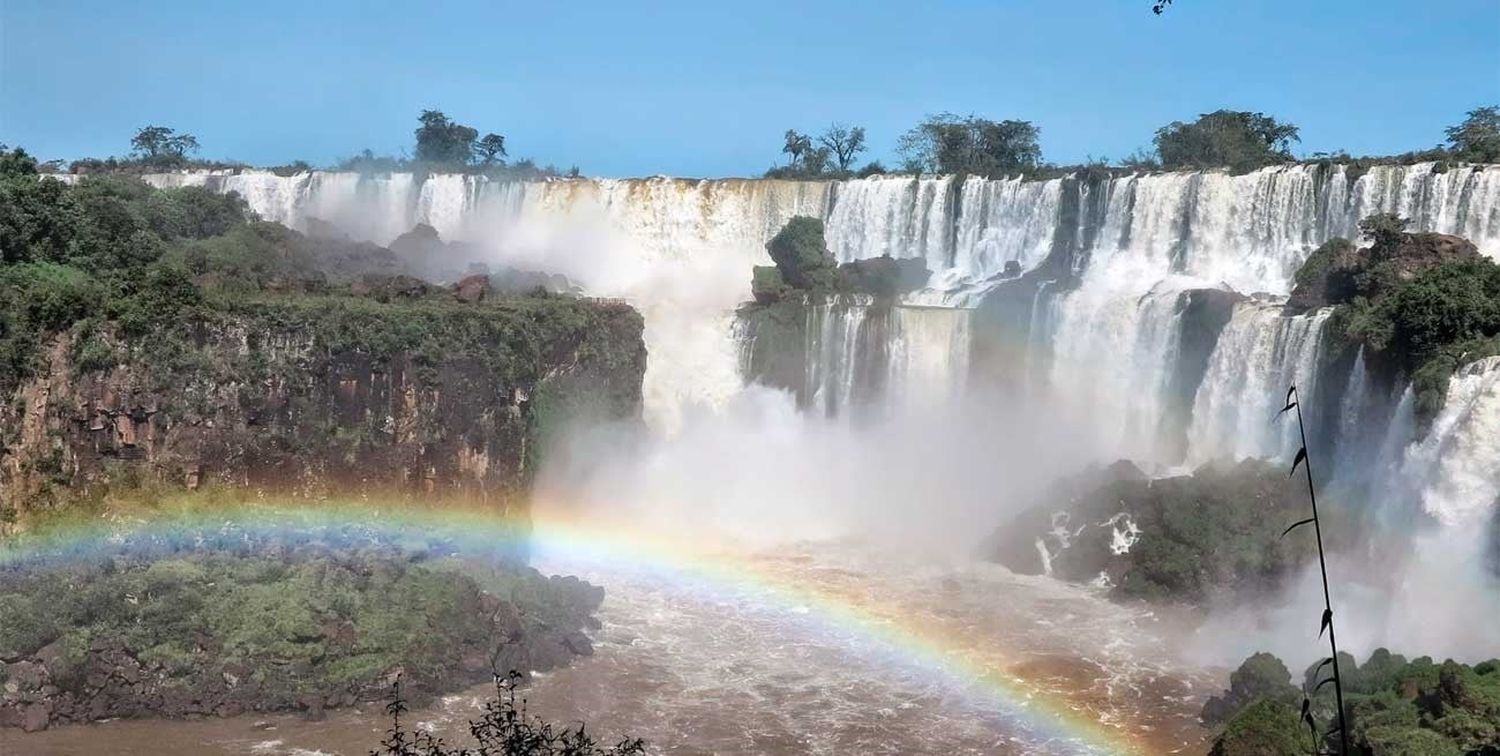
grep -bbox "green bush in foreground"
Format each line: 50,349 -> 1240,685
1208,650 -> 1500,755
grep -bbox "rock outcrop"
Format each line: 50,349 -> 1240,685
0,297 -> 646,525
986,459 -> 1324,604
0,538 -> 608,731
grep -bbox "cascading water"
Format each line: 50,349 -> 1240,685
146,162 -> 1500,457
1185,304 -> 1333,464
1396,356 -> 1500,527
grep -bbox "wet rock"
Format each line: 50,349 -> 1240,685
21,701 -> 51,732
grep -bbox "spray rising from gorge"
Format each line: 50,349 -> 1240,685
113,163 -> 1500,752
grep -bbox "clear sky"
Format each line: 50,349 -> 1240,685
3,0 -> 1497,177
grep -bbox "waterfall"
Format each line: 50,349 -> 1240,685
1185,304 -> 1332,464
144,163 -> 1500,449
1395,357 -> 1500,527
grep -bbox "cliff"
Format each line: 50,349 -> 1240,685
0,294 -> 645,526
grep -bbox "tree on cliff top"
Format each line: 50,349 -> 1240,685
766,216 -> 836,289
819,124 -> 868,173
130,126 -> 200,167
1153,110 -> 1299,173
475,133 -> 508,167
1446,105 -> 1500,163
415,110 -> 480,165
896,114 -> 1042,177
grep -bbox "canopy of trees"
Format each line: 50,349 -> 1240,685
129,126 -> 200,168
1153,110 -> 1299,172
896,114 -> 1042,177
1446,105 -> 1500,163
414,110 -> 481,165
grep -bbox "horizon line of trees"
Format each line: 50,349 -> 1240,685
765,105 -> 1500,179
52,109 -> 580,179
24,104 -> 1500,182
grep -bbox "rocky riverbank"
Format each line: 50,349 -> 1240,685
0,523 -> 604,732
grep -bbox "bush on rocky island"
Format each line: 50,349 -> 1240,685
0,532 -> 605,732
758,216 -> 931,301
1289,218 -> 1499,425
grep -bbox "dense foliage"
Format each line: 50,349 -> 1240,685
1298,220 -> 1500,422
765,216 -> 838,289
0,516 -> 610,729
0,150 -> 249,391
896,113 -> 1042,176
1152,110 -> 1300,173
1446,106 -> 1500,164
1207,650 -> 1500,755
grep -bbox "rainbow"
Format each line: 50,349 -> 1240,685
1,501 -> 1142,754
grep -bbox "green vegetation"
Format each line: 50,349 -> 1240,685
1207,650 -> 1500,755
758,217 -> 930,300
1446,106 -> 1500,164
987,460 -> 1338,605
129,126 -> 201,168
896,113 -> 1042,176
1153,110 -> 1300,173
1294,218 -> 1500,423
0,514 -> 611,727
767,124 -> 870,178
766,216 -> 838,289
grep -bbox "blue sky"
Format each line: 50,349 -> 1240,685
3,0 -> 1497,177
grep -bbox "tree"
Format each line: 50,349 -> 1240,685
782,129 -> 812,169
1359,212 -> 1411,246
130,126 -> 200,165
1152,0 -> 1174,12
1152,110 -> 1299,172
414,110 -> 479,165
819,124 -> 867,173
475,133 -> 508,166
896,113 -> 1042,177
801,146 -> 832,176
1445,105 -> 1500,163
0,144 -> 38,177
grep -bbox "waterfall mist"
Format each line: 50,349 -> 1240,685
159,163 -> 1500,670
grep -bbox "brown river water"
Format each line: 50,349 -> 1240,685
5,543 -> 1220,755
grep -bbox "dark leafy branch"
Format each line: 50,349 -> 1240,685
1277,386 -> 1350,755
372,673 -> 646,756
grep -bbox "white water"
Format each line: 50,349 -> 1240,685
1186,305 -> 1333,465
148,163 -> 1500,664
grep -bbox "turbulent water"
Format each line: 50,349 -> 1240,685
11,543 -> 1216,755
69,162 -> 1500,753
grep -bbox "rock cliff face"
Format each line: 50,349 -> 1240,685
0,296 -> 646,525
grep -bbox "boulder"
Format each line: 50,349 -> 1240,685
453,273 -> 491,303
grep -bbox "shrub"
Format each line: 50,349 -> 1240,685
765,216 -> 836,290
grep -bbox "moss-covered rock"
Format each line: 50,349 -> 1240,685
0,538 -> 604,730
1208,649 -> 1500,755
1209,698 -> 1306,756
1202,653 -> 1301,725
766,216 -> 837,290
986,459 -> 1327,605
